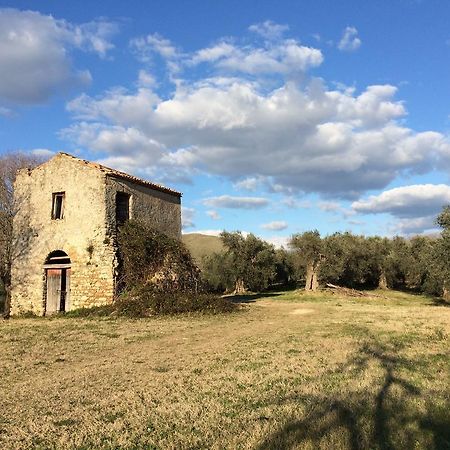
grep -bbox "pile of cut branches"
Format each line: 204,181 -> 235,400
324,283 -> 388,299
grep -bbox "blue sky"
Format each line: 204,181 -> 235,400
1,0 -> 450,246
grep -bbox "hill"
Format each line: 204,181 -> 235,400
182,233 -> 224,268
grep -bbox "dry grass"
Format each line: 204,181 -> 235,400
0,289 -> 449,449
181,233 -> 224,269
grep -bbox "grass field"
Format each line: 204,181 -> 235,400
0,289 -> 449,449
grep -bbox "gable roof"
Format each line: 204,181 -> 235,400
57,152 -> 182,197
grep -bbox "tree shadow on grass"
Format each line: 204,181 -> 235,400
428,297 -> 450,307
256,335 -> 450,450
227,292 -> 283,304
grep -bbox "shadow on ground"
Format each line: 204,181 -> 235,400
256,333 -> 450,450
429,297 -> 450,307
227,292 -> 283,303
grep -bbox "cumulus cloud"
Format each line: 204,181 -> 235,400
261,221 -> 288,231
202,195 -> 269,209
338,26 -> 361,51
0,8 -> 117,106
352,184 -> 450,218
181,207 -> 195,229
62,24 -> 450,198
215,41 -> 323,75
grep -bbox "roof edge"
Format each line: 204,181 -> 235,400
57,152 -> 182,197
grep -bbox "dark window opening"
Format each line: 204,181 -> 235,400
116,192 -> 130,226
52,192 -> 65,220
45,250 -> 71,265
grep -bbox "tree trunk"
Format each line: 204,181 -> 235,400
305,261 -> 320,291
305,263 -> 314,290
443,284 -> 450,301
378,271 -> 388,290
2,283 -> 11,319
233,278 -> 246,295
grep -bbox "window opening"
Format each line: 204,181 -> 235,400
116,192 -> 130,226
52,192 -> 65,220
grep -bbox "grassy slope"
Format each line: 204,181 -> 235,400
0,289 -> 449,449
182,233 -> 224,268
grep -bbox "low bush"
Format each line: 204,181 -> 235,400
117,221 -> 201,293
62,290 -> 237,318
115,287 -> 238,317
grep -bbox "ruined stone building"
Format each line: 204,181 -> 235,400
10,152 -> 182,315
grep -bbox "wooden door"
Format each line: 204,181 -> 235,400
46,268 -> 61,314
65,268 -> 71,311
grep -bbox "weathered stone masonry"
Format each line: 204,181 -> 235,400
10,152 -> 182,315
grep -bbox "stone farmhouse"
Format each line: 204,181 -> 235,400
10,152 -> 182,316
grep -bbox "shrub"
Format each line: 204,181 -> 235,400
115,287 -> 237,317
111,221 -> 238,317
117,220 -> 201,293
62,289 -> 237,318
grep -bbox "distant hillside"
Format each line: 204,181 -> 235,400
182,233 -> 224,268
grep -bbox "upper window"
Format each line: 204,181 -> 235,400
116,192 -> 130,226
52,192 -> 65,220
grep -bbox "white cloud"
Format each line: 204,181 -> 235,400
248,20 -> 289,40
261,221 -> 288,231
233,176 -> 264,191
338,26 -> 361,52
191,42 -> 236,64
137,70 -> 157,88
212,40 -> 323,75
264,235 -> 290,248
352,184 -> 450,218
63,26 -> 450,199
31,148 -> 55,157
394,216 -> 438,235
206,210 -> 221,220
0,8 -> 117,106
182,207 -> 195,229
203,195 -> 269,209
130,33 -> 179,62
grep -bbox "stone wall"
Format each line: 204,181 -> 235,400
105,177 -> 181,240
10,153 -> 182,315
10,154 -> 115,315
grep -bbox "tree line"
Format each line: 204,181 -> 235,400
203,206 -> 450,299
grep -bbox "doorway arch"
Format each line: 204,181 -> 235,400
44,250 -> 71,314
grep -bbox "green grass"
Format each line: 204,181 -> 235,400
0,288 -> 449,449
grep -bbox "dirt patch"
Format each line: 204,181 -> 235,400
290,308 -> 315,315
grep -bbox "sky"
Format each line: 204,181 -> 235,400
1,0 -> 450,247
